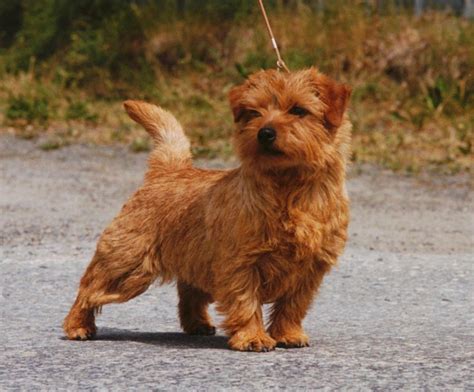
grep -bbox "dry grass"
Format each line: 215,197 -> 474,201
0,6 -> 472,173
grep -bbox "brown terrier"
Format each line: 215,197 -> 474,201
63,67 -> 351,352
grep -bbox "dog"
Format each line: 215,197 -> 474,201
63,67 -> 351,352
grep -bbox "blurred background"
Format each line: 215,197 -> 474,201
0,0 -> 472,173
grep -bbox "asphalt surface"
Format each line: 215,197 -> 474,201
1,134 -> 473,391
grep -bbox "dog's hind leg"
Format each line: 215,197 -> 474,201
63,252 -> 157,340
177,280 -> 215,335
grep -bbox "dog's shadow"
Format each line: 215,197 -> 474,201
91,327 -> 229,350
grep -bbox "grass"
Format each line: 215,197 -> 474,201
65,101 -> 98,123
0,5 -> 472,174
129,136 -> 151,153
39,137 -> 67,151
6,94 -> 49,123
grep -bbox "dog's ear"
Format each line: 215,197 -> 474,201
228,84 -> 248,123
311,70 -> 351,131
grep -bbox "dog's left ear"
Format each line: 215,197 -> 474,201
228,84 -> 247,123
312,71 -> 351,131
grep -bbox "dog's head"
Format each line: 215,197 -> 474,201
229,68 -> 351,172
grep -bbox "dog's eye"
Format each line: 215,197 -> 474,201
289,106 -> 309,117
240,109 -> 261,123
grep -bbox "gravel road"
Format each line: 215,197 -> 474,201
1,134 -> 473,391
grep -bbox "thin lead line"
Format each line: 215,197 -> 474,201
257,0 -> 290,73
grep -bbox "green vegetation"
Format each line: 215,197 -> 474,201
39,137 -> 66,151
65,101 -> 98,122
130,136 -> 151,153
6,94 -> 49,123
0,0 -> 473,173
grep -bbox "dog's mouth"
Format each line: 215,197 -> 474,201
260,146 -> 285,157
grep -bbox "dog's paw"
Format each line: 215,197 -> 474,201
64,325 -> 97,341
272,332 -> 309,349
228,331 -> 276,352
186,324 -> 216,336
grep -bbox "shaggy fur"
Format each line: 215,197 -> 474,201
63,67 -> 352,352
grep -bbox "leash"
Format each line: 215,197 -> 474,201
257,0 -> 290,73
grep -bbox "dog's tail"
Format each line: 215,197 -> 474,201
123,100 -> 191,166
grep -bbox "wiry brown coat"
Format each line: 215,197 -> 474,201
64,68 -> 352,351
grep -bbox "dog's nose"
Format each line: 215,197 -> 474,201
258,127 -> 276,146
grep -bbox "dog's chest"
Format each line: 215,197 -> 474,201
255,200 -> 348,302
266,207 -> 325,259
257,251 -> 313,303
252,212 -> 315,298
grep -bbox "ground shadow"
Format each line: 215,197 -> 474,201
91,327 -> 229,350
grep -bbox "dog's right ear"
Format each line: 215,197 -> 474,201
309,69 -> 351,132
228,84 -> 247,123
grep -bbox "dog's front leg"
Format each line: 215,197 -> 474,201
216,264 -> 275,352
268,262 -> 330,348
